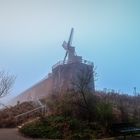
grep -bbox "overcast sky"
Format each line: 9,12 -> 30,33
0,0 -> 140,103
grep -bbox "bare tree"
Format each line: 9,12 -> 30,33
0,71 -> 15,98
73,66 -> 96,93
71,66 -> 97,121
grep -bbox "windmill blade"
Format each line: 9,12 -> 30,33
62,41 -> 68,50
67,28 -> 74,47
63,51 -> 68,64
62,28 -> 74,64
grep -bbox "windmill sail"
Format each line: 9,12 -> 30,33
62,41 -> 68,50
67,28 -> 74,47
62,28 -> 74,64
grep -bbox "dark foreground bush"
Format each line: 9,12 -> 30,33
20,115 -> 96,139
20,119 -> 62,139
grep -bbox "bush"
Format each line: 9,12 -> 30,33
67,131 -> 95,140
20,115 -> 96,139
20,118 -> 62,139
96,102 -> 113,124
46,92 -> 99,121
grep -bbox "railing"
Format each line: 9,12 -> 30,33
82,59 -> 94,66
52,60 -> 64,70
52,59 -> 93,70
15,105 -> 46,119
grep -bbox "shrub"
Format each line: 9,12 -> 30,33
46,91 -> 99,122
20,115 -> 97,139
96,101 -> 114,135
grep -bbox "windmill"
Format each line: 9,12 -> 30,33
62,28 -> 75,64
56,28 -> 83,91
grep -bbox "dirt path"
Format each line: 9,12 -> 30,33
0,129 -> 47,140
0,129 -> 140,140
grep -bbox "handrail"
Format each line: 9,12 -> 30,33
15,105 -> 46,118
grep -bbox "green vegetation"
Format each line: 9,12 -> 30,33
20,115 -> 97,139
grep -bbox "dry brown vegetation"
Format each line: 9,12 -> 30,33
96,91 -> 140,123
0,101 -> 42,128
47,90 -> 140,124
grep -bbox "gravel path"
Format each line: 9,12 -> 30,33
0,129 -> 47,140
